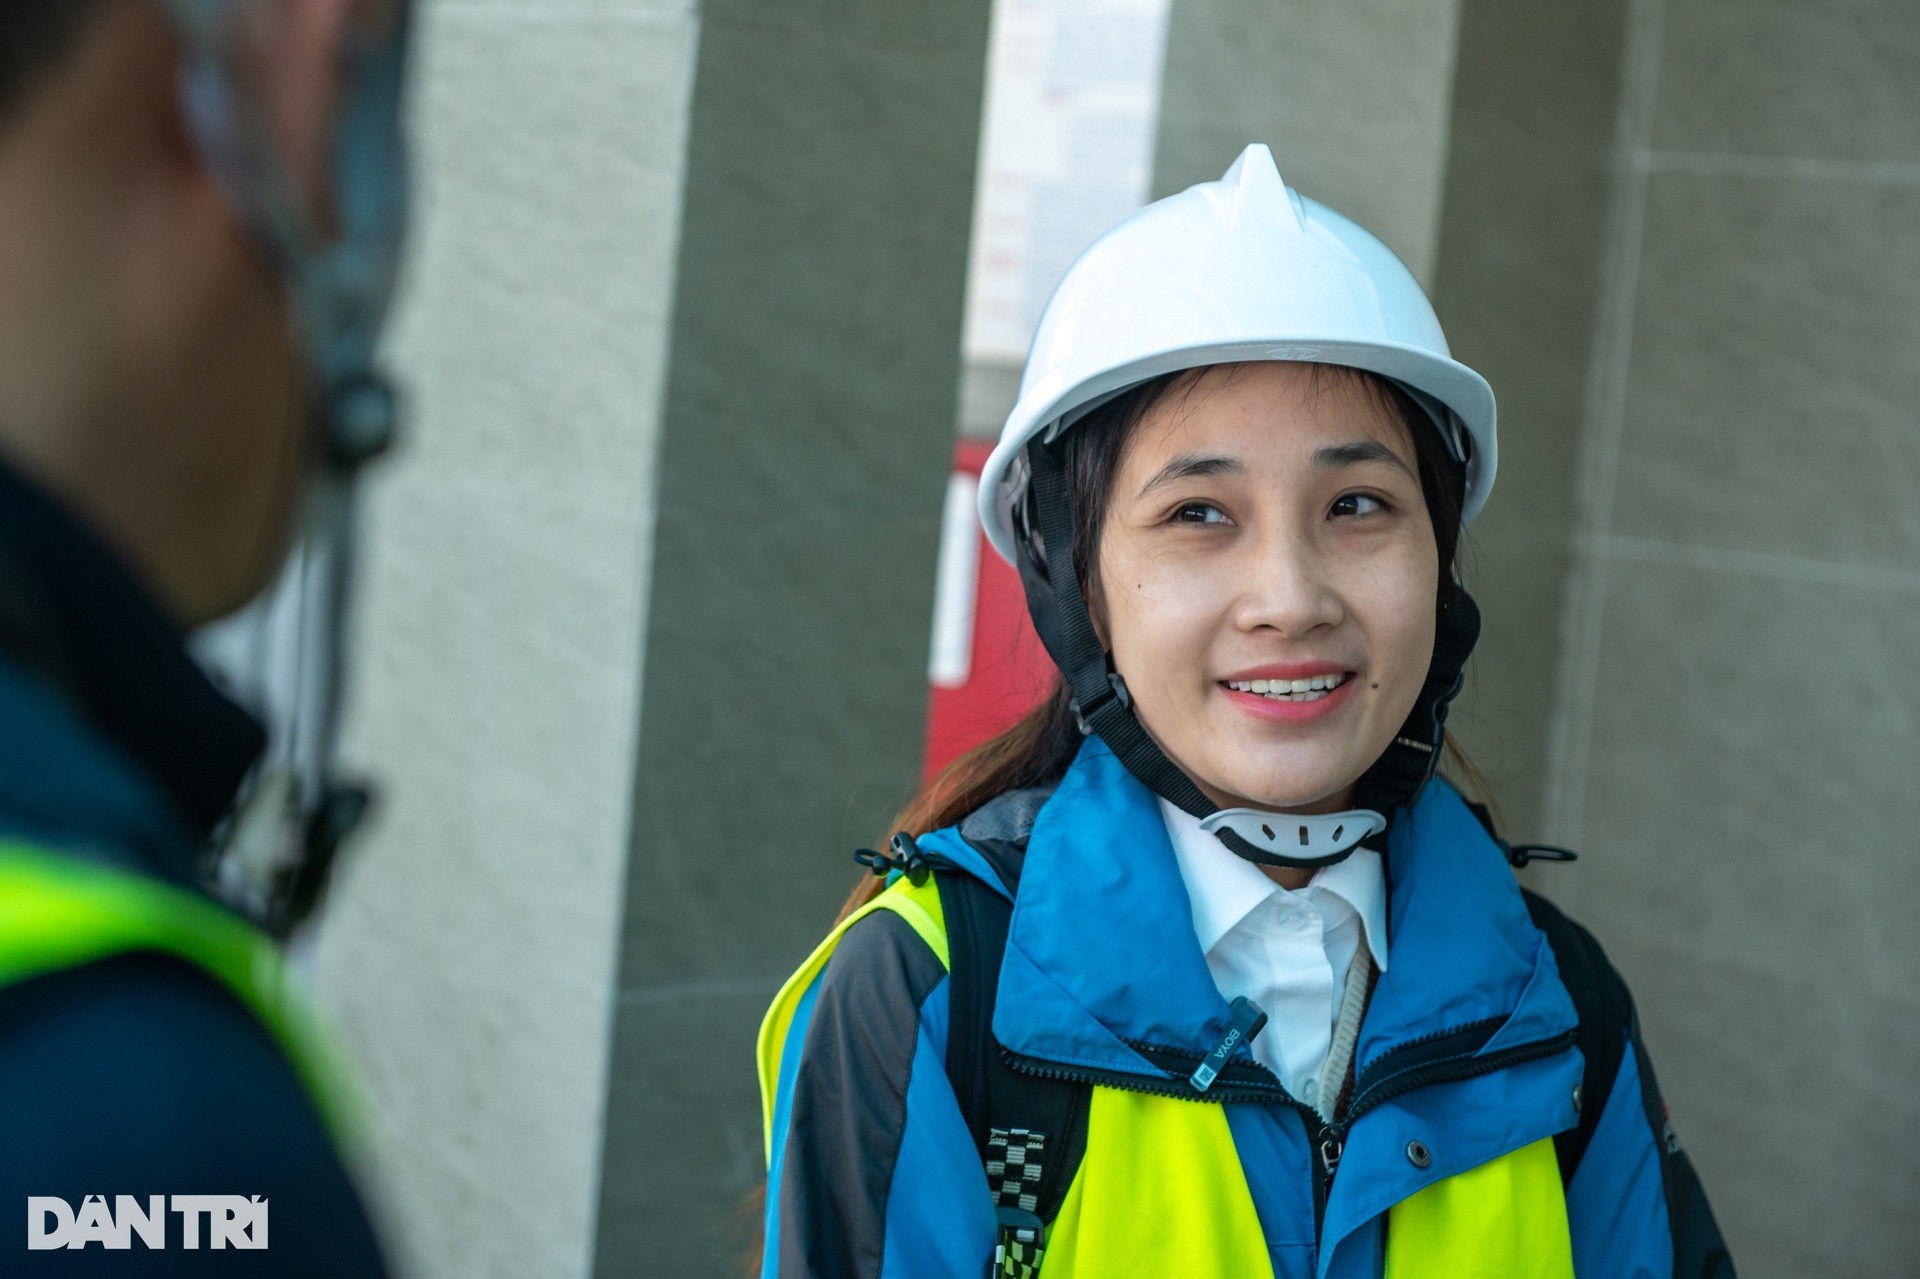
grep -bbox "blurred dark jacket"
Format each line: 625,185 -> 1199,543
0,457 -> 390,1276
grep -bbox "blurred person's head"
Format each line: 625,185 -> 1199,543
0,0 -> 407,624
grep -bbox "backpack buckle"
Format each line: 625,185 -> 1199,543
851,832 -> 932,885
994,1204 -> 1045,1248
992,1206 -> 1047,1279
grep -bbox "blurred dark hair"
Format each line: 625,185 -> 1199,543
1,1 -> 110,121
833,361 -> 1476,926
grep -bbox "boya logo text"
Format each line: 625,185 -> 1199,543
27,1195 -> 268,1250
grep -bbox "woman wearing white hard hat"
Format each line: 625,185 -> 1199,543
756,146 -> 1732,1279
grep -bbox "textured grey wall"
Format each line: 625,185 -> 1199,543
319,2 -> 700,1276
1543,0 -> 1920,1274
590,0 -> 993,1272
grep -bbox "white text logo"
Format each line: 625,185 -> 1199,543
26,1195 -> 268,1250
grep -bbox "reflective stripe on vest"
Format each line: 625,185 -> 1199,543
759,871 -> 1576,1278
0,841 -> 360,1152
756,872 -> 949,1165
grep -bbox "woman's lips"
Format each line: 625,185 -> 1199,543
1218,670 -> 1358,723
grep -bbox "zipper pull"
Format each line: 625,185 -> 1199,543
1319,1131 -> 1345,1177
1190,996 -> 1268,1093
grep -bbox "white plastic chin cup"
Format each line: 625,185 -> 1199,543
1200,808 -> 1388,862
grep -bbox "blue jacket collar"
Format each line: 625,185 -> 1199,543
926,738 -> 1575,1085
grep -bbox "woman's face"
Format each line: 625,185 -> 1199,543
1093,362 -> 1440,814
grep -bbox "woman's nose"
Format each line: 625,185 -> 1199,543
1231,534 -> 1344,638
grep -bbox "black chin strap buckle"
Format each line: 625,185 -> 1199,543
1354,590 -> 1481,820
853,831 -> 932,885
1069,666 -> 1131,736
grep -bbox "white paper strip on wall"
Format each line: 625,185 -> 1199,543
961,0 -> 1174,365
929,471 -> 983,688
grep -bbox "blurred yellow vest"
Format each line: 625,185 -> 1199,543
0,840 -> 361,1152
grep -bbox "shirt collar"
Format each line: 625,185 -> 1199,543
1159,797 -> 1389,971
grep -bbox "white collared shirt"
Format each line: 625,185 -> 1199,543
1160,799 -> 1390,1107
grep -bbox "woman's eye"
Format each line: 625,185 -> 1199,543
1330,493 -> 1388,519
1172,502 -> 1229,525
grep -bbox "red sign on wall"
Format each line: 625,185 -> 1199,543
922,439 -> 1056,782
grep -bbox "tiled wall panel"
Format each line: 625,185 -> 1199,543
1549,0 -> 1920,1271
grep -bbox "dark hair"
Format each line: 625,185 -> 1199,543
1,1 -> 109,121
834,362 -> 1478,923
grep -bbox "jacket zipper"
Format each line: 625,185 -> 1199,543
1309,1027 -> 1577,1224
1002,1026 -> 1577,1232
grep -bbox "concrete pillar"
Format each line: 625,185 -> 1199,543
1544,0 -> 1920,1272
315,2 -> 701,1277
590,0 -> 993,1273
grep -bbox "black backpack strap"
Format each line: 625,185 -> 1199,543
1628,1016 -> 1737,1277
1524,889 -> 1736,1273
1522,888 -> 1630,1183
936,865 -> 1090,1277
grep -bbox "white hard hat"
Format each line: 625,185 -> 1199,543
977,144 -> 1498,564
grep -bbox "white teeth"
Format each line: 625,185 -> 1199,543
1226,673 -> 1349,700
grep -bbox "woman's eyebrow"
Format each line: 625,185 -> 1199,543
1138,452 -> 1245,496
1314,439 -> 1416,478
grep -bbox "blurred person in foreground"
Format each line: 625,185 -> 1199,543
0,0 -> 413,1273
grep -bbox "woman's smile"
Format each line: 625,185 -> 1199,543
1094,361 -> 1437,813
1218,663 -> 1358,722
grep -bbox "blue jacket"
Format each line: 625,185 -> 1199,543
760,737 -> 1730,1277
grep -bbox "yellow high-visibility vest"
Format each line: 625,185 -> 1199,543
760,874 -> 1575,1278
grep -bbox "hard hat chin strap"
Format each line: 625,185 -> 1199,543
1016,438 -> 1479,871
1352,587 -> 1480,823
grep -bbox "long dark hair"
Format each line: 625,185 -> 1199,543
836,361 -> 1484,925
